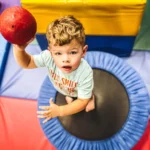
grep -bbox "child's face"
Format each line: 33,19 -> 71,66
48,39 -> 88,74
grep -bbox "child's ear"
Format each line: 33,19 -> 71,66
82,45 -> 88,57
47,46 -> 50,51
47,46 -> 52,55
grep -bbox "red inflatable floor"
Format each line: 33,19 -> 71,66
0,96 -> 149,150
0,97 -> 55,150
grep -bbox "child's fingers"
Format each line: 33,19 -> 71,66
37,113 -> 51,118
39,98 -> 53,110
49,99 -> 54,106
49,98 -> 53,104
37,111 -> 47,115
39,106 -> 50,110
37,110 -> 51,115
37,111 -> 52,118
27,36 -> 35,44
42,116 -> 52,124
43,118 -> 48,124
37,115 -> 46,118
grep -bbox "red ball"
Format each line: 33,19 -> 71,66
0,6 -> 37,45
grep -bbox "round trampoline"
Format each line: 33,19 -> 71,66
38,51 -> 150,150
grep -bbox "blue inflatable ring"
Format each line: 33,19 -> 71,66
38,51 -> 150,150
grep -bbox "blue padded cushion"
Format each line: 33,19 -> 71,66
0,34 -> 11,86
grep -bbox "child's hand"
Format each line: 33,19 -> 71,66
13,36 -> 35,51
37,98 -> 60,123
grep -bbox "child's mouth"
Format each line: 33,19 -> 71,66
62,66 -> 72,71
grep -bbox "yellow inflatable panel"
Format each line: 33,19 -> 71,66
21,0 -> 146,35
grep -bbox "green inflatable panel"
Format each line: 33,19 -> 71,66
133,0 -> 150,51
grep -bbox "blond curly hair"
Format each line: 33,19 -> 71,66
46,15 -> 85,46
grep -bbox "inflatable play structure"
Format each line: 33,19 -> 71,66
1,0 -> 150,150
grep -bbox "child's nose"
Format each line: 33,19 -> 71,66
62,55 -> 70,63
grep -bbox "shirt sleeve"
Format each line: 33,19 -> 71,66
33,50 -> 52,67
77,67 -> 94,99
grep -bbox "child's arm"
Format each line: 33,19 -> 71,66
59,98 -> 90,116
13,38 -> 37,69
37,98 -> 90,123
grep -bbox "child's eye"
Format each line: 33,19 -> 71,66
70,51 -> 77,55
55,52 -> 61,55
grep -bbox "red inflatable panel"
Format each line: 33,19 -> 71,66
0,97 -> 55,150
0,96 -> 150,150
133,119 -> 150,150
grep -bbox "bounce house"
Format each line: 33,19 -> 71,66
1,0 -> 150,150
